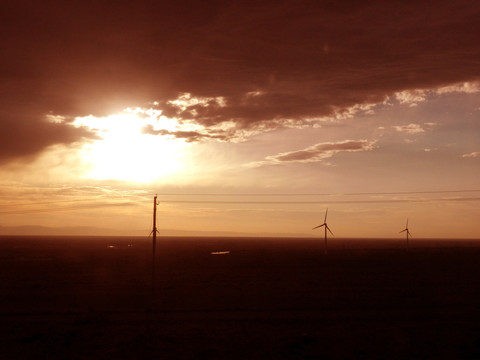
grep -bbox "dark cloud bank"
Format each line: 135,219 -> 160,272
1,0 -> 480,162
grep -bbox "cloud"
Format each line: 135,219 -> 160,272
393,124 -> 425,134
1,1 -> 480,162
386,81 -> 479,108
0,112 -> 95,164
247,140 -> 376,167
436,82 -> 480,94
141,124 -> 231,142
462,152 -> 480,158
394,90 -> 427,107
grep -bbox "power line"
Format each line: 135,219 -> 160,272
4,197 -> 479,215
158,197 -> 480,205
3,189 -> 480,207
2,189 -> 479,215
343,190 -> 480,195
155,189 -> 480,197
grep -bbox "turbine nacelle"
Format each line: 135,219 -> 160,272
312,223 -> 334,236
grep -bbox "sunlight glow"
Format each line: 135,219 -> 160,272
73,109 -> 188,182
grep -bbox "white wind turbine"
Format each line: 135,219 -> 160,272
399,218 -> 412,251
312,208 -> 334,254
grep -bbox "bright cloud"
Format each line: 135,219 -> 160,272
167,93 -> 227,112
246,140 -> 376,167
333,103 -> 378,119
391,81 -> 479,109
436,82 -> 480,94
394,90 -> 427,107
393,123 -> 425,134
462,152 -> 480,158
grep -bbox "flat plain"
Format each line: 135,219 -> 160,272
1,236 -> 480,359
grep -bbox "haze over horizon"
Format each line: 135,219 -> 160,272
1,1 -> 479,239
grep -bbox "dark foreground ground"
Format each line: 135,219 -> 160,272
1,236 -> 480,359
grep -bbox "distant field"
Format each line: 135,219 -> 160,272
1,236 -> 480,359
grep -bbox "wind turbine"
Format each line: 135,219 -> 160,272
312,208 -> 334,254
399,218 -> 412,251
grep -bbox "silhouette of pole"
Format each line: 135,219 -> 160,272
406,230 -> 409,252
324,225 -> 328,255
152,195 -> 159,294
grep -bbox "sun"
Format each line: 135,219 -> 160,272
73,109 -> 187,182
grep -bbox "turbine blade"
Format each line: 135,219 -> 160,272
399,229 -> 406,233
326,225 -> 334,236
324,208 -> 328,222
312,224 -> 325,230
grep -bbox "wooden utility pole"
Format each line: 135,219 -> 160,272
151,195 -> 159,294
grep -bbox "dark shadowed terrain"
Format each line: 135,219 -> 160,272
1,236 -> 480,359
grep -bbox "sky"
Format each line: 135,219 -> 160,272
1,1 -> 479,238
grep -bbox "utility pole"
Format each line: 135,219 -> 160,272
151,195 -> 159,294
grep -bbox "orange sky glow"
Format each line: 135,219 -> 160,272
1,1 -> 479,238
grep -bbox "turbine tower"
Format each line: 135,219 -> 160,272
399,218 -> 412,251
150,195 -> 160,293
312,208 -> 334,254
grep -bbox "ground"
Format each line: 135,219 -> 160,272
1,236 -> 480,359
